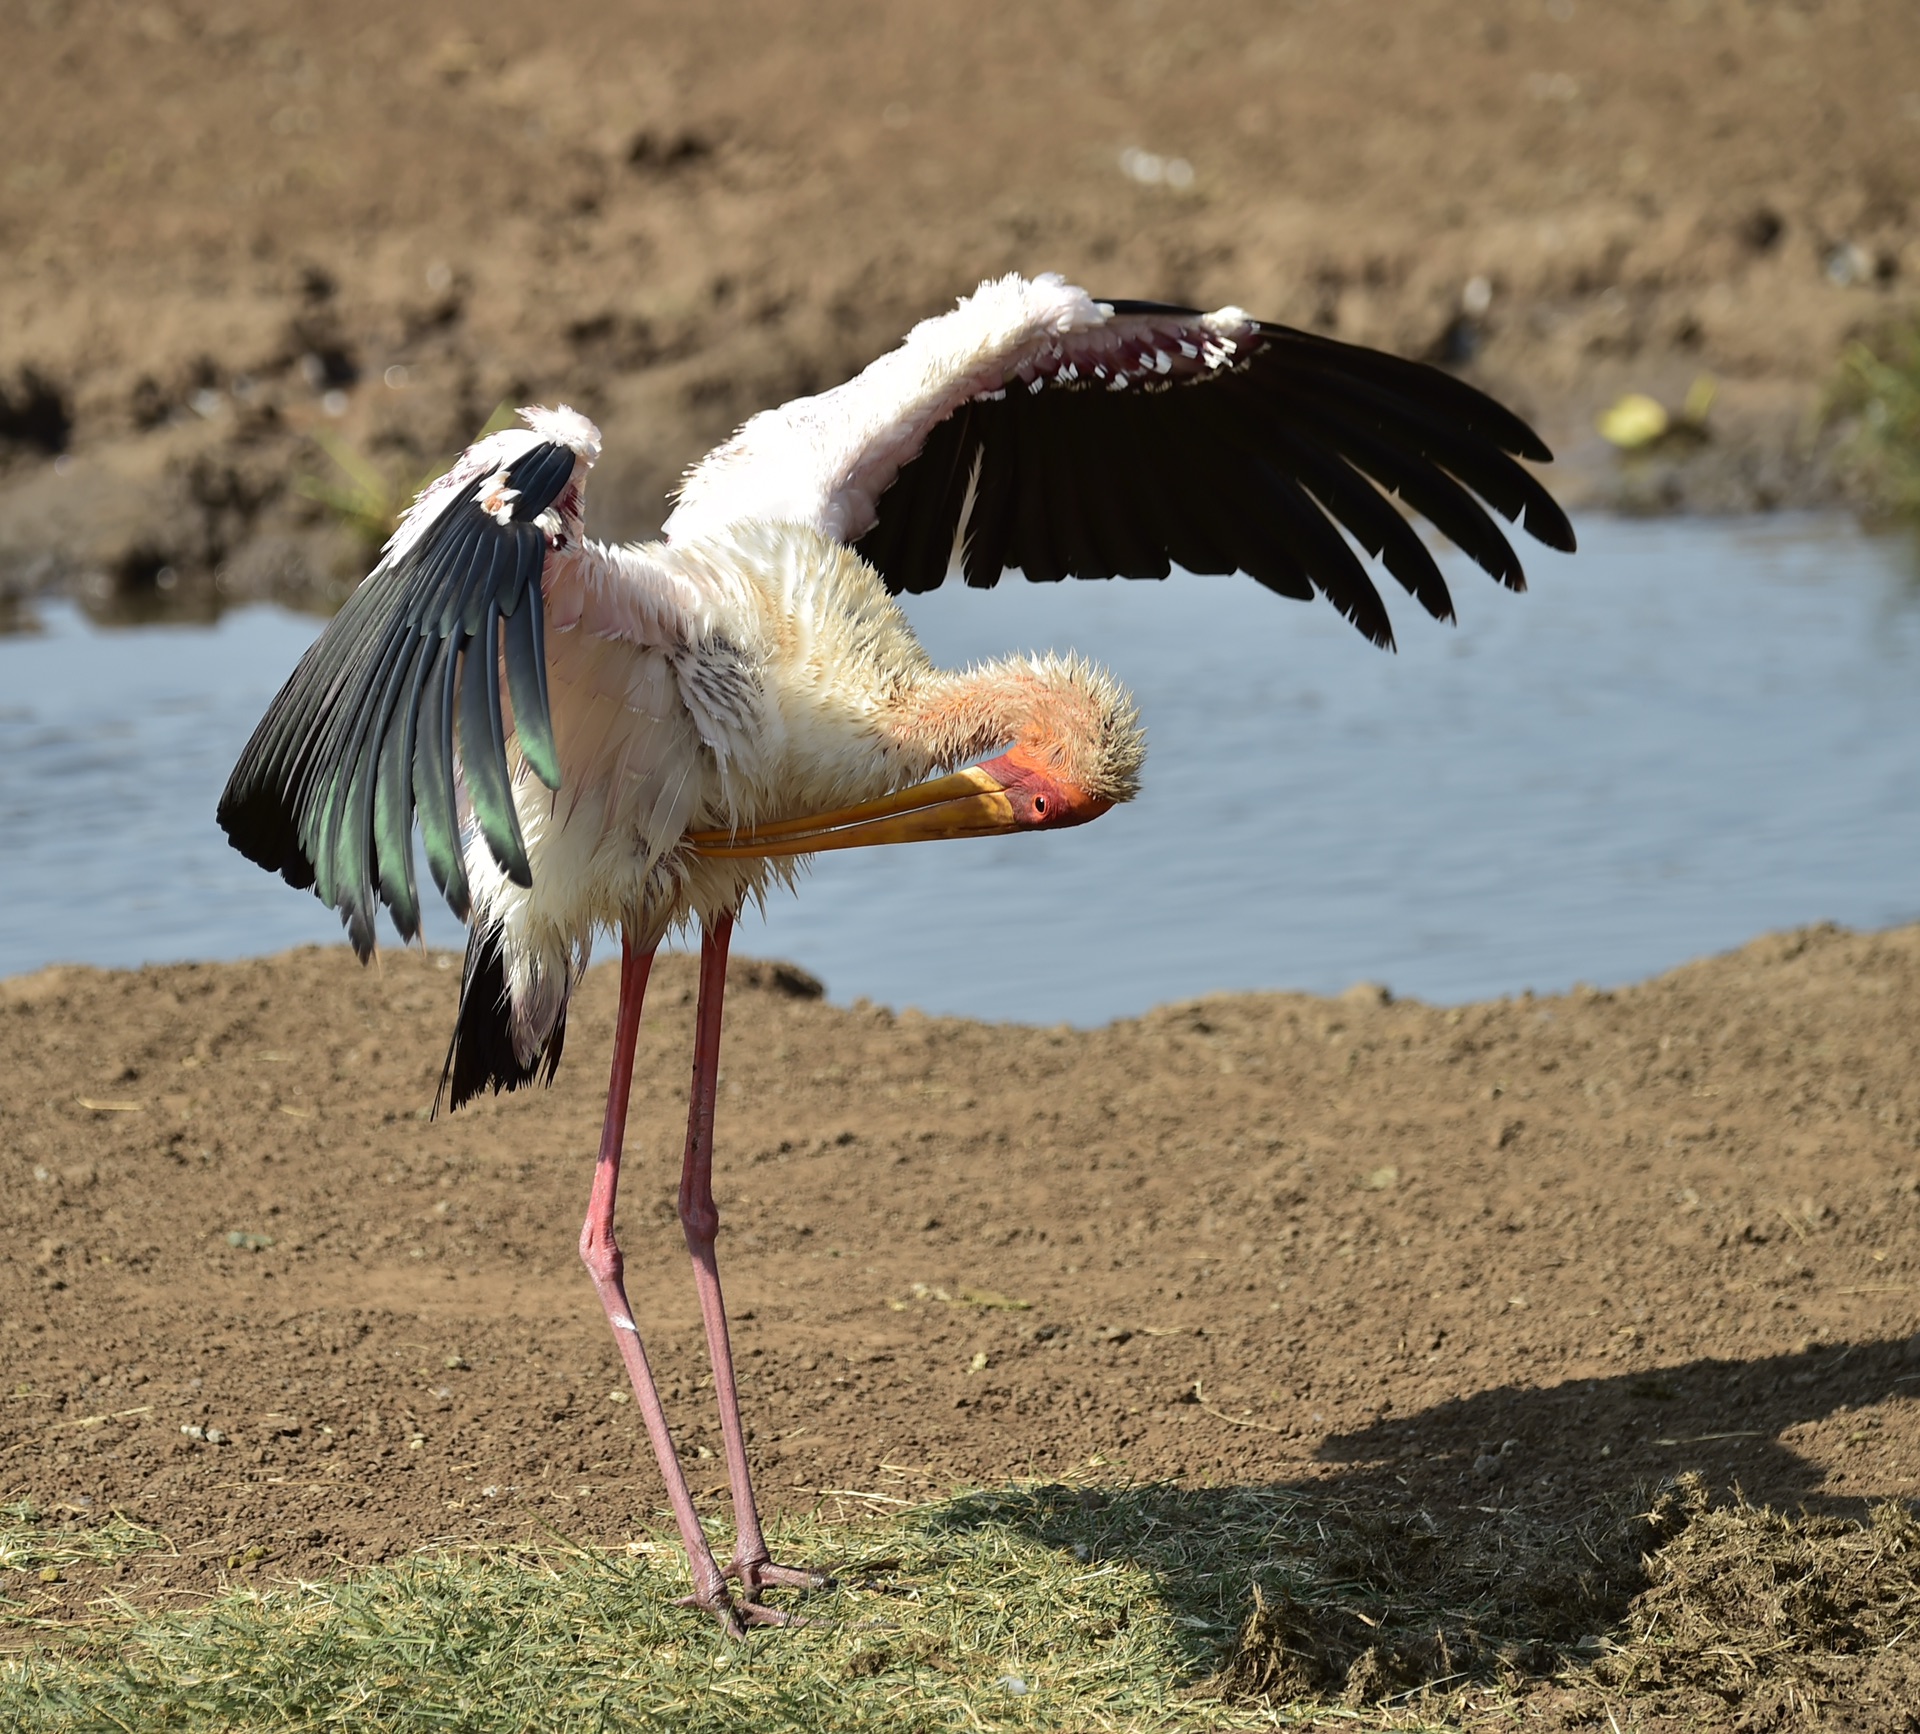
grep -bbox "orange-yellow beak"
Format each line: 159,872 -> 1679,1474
683,750 -> 1113,860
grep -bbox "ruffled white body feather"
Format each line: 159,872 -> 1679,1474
467,519 -> 1129,1066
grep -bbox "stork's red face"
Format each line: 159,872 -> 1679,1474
683,745 -> 1113,859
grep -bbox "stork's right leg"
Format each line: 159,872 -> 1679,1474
677,915 -> 832,1604
578,932 -> 773,1637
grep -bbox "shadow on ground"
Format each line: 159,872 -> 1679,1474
1322,1332 -> 1920,1523
931,1336 -> 1920,1720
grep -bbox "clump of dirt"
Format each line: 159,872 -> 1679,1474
1585,1488 -> 1920,1729
1219,1475 -> 1705,1706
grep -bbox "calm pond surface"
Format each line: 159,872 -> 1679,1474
2,515 -> 1918,1024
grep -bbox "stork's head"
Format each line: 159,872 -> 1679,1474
685,652 -> 1144,859
984,650 -> 1145,809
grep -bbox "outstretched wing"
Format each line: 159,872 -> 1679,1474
218,407 -> 601,958
664,273 -> 1574,649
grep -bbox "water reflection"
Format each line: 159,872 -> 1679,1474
0,595 -> 44,638
0,574 -> 245,635
2,515 -> 1917,1024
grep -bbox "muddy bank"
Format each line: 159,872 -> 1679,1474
2,921 -> 1917,1618
3,0 -> 1918,620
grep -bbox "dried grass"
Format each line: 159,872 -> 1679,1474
1582,1479 -> 1920,1729
0,1502 -> 170,1578
1215,1475 -> 1700,1711
3,1477 -> 1918,1731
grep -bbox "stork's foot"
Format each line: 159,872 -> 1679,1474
672,1554 -> 832,1637
732,1553 -> 836,1596
676,1586 -> 805,1638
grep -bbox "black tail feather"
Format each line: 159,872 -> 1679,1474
436,927 -> 568,1115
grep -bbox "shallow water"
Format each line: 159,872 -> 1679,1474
2,516 -> 1917,1022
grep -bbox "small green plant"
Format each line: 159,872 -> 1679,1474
297,404 -> 521,556
1828,317 -> 1920,515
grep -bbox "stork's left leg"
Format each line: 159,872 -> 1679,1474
680,914 -> 834,1602
577,934 -> 771,1636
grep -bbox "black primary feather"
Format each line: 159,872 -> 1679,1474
1005,401 -> 1068,583
218,438 -> 576,959
960,415 -> 1017,588
892,405 -> 975,590
414,632 -> 469,919
1229,402 -> 1455,622
854,307 -> 1575,639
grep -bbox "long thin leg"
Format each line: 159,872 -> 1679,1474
577,930 -> 777,1636
681,915 -> 831,1599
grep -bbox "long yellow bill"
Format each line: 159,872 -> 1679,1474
684,766 -> 1019,859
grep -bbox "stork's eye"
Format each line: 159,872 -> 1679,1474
1031,794 -> 1050,819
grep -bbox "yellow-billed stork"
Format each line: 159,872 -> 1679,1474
219,272 -> 1573,1632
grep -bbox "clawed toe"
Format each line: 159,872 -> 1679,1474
667,1557 -> 835,1636
674,1588 -> 805,1638
738,1597 -> 803,1629
734,1556 -> 836,1594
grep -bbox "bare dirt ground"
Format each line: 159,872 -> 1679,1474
1,0 -> 1918,620
4,925 -> 1918,1647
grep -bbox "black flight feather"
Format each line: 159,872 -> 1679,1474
1005,400 -> 1067,582
1276,363 -> 1574,554
218,436 -> 578,955
1257,463 -> 1396,649
438,922 -> 569,1116
414,630 -> 468,919
1230,404 -> 1456,622
855,307 -> 1573,640
502,580 -> 558,791
960,416 -> 1016,588
459,600 -> 532,888
893,408 -> 972,591
1085,395 -> 1173,580
374,635 -> 433,941
1283,402 -> 1530,592
1268,324 -> 1556,464
1036,395 -> 1102,579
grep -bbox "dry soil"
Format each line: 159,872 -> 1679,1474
2,0 -> 1919,620
3,924 -> 1918,1625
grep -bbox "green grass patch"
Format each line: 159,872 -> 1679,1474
296,404 -> 522,560
0,1480 -> 1581,1732
4,1478 -> 1917,1731
1829,315 -> 1920,516
0,1501 -> 170,1580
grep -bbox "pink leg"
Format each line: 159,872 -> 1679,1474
577,931 -> 782,1636
681,915 -> 833,1600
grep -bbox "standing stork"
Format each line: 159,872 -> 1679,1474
219,273 -> 1573,1633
